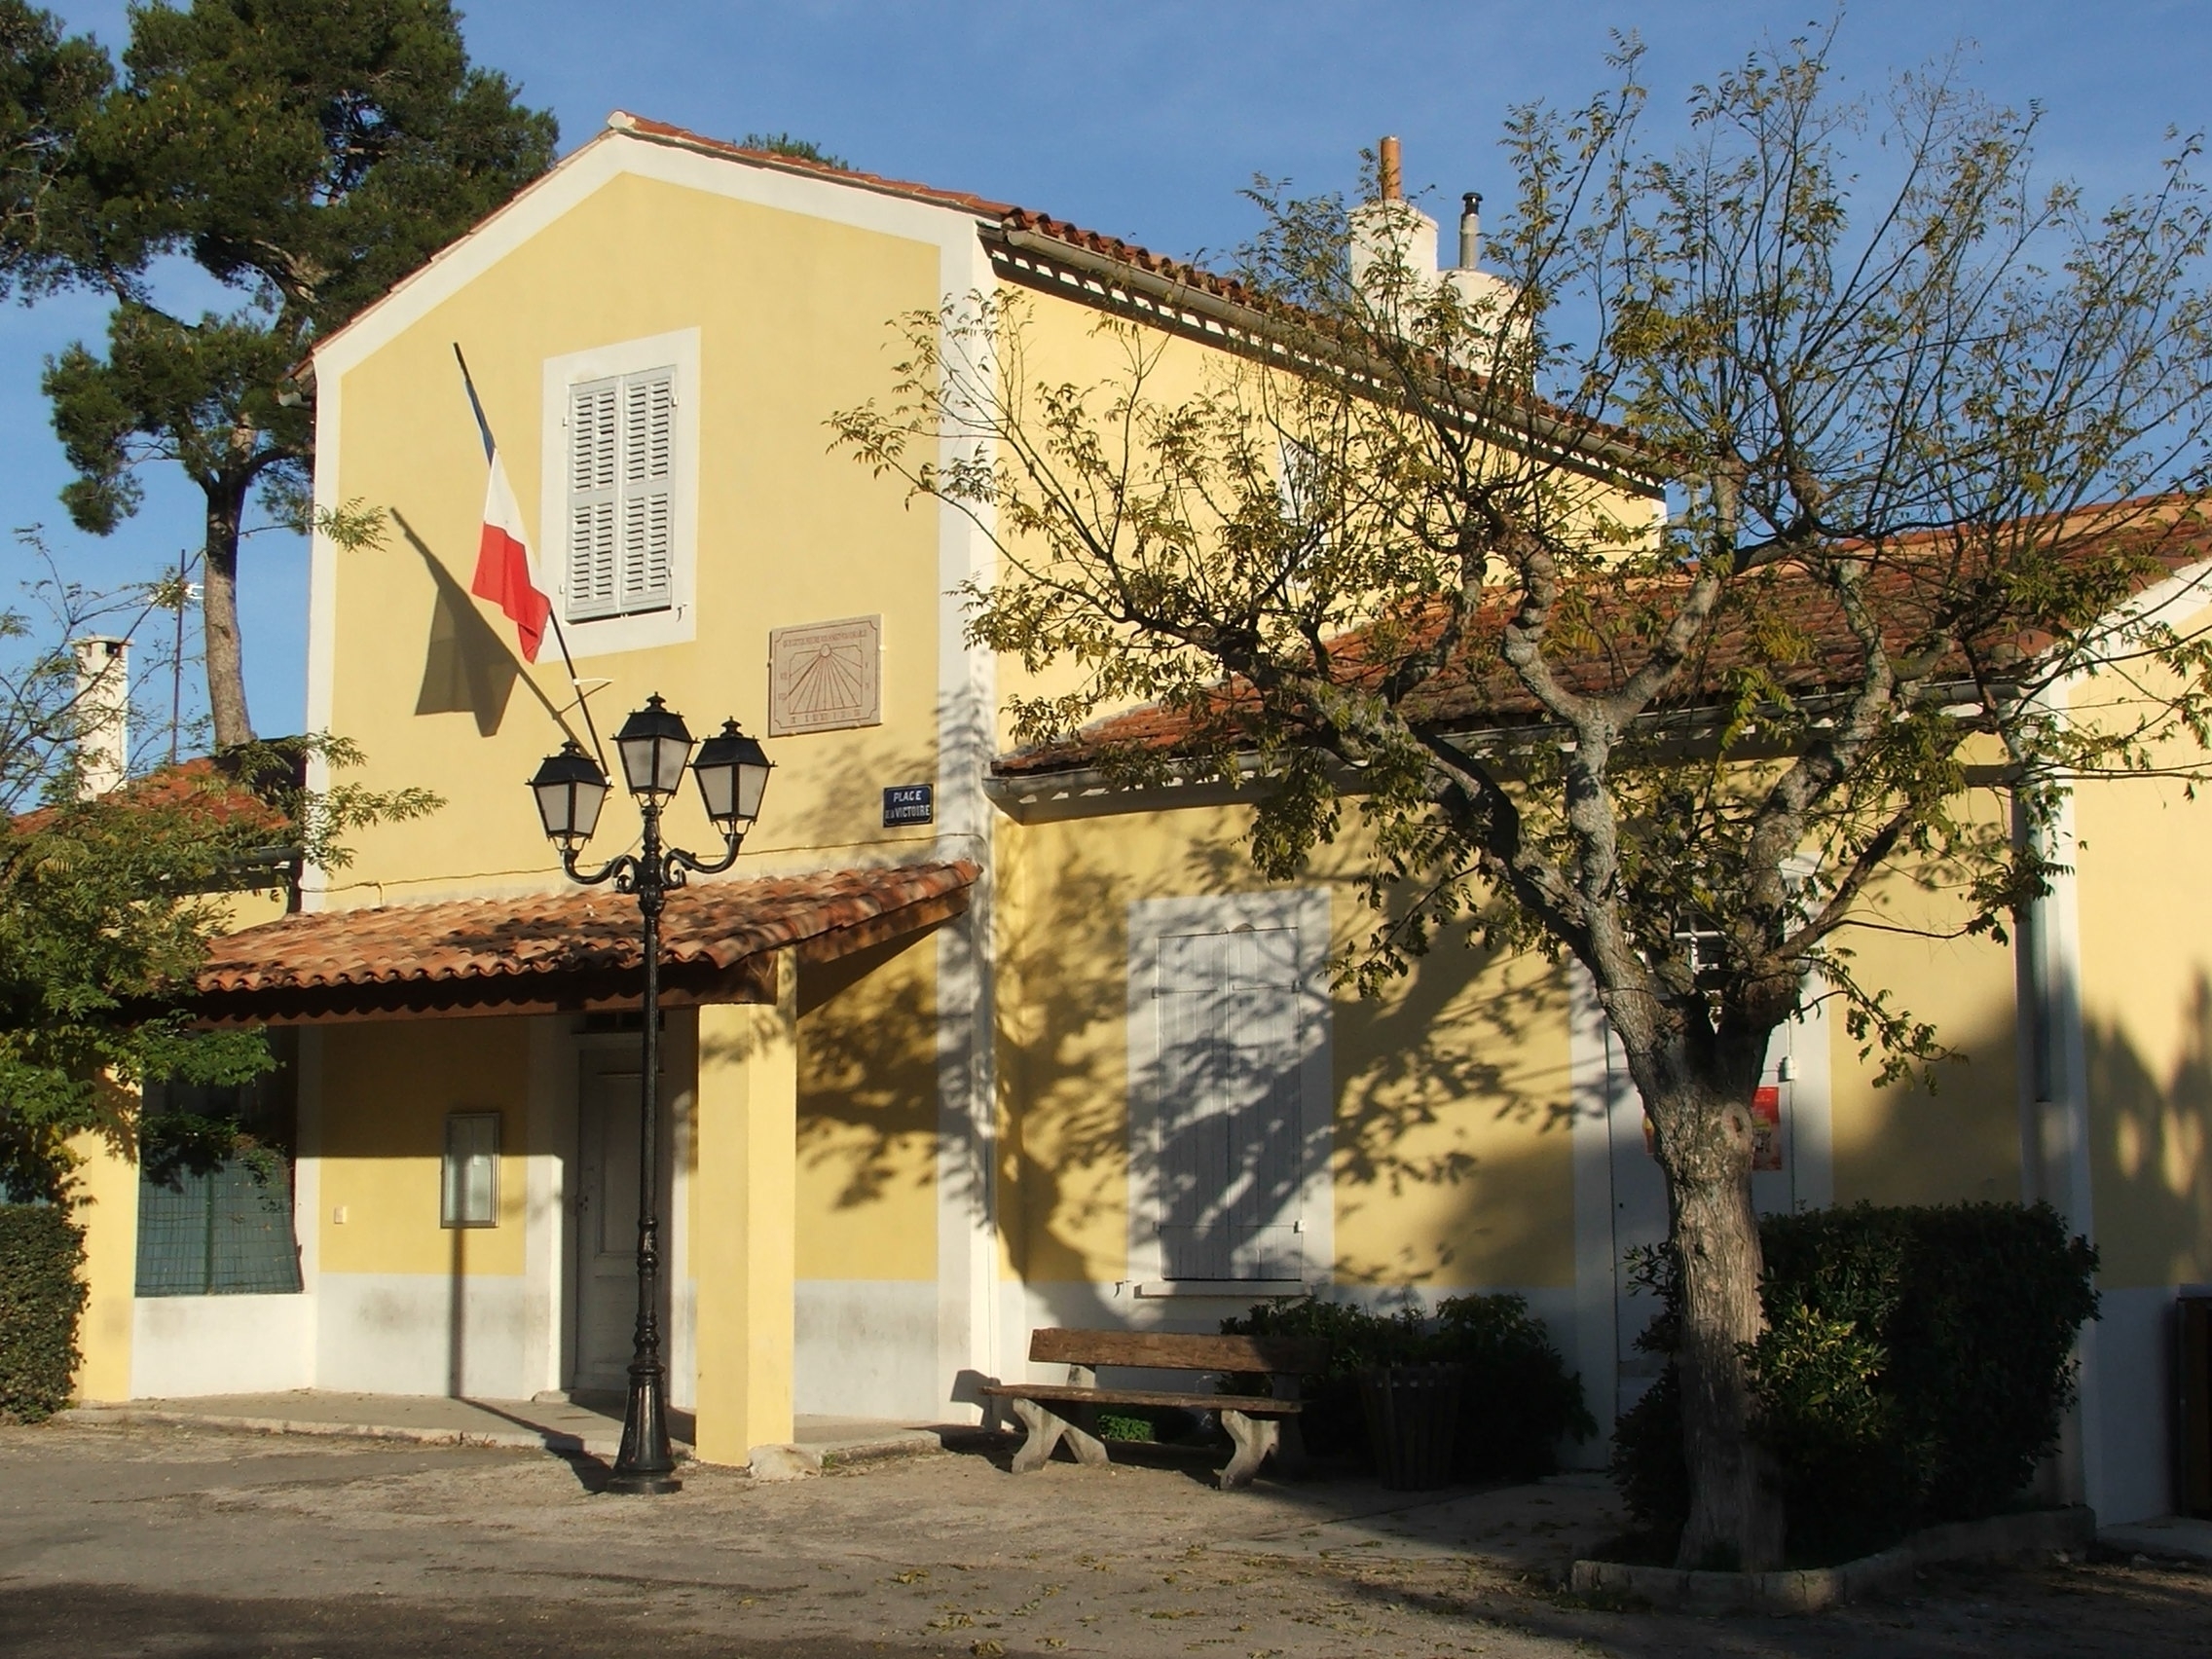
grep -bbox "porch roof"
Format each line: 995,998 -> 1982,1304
190,860 -> 977,1027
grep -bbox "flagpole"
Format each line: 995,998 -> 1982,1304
453,344 -> 608,773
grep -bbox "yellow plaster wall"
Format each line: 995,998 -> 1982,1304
793,934 -> 940,1280
315,1018 -> 532,1275
1825,790 -> 2022,1207
65,1116 -> 140,1402
324,168 -> 946,905
994,801 -> 1576,1290
2074,683 -> 2212,1287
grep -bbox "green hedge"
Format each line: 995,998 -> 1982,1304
0,1204 -> 88,1422
1612,1200 -> 2098,1562
1222,1293 -> 1596,1481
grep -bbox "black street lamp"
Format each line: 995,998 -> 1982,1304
530,696 -> 773,1494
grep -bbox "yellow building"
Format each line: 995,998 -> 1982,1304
61,114 -> 2212,1524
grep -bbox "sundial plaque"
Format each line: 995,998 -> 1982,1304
768,615 -> 882,736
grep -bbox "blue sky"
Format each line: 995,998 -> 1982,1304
6,0 -> 2208,741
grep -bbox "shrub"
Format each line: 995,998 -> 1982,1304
1219,1297 -> 1426,1456
1222,1294 -> 1594,1477
1435,1293 -> 1600,1481
1611,1200 -> 2098,1562
0,1203 -> 88,1422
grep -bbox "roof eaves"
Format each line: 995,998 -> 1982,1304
609,112 -> 1015,222
989,217 -> 1666,491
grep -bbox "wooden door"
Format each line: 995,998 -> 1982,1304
571,1053 -> 664,1395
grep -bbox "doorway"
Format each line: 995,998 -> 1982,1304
570,1050 -> 671,1396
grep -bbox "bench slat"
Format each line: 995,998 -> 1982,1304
979,1382 -> 1301,1415
1027,1327 -> 1326,1376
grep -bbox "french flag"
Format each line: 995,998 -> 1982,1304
471,446 -> 551,662
457,345 -> 552,663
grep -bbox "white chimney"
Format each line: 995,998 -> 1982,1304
73,636 -> 129,798
1349,133 -> 1439,304
1348,139 -> 1520,347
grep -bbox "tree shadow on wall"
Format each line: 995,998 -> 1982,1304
998,834 -> 1574,1294
793,930 -> 942,1212
392,508 -> 583,745
2084,971 -> 2212,1286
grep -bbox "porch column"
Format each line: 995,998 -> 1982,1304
67,1116 -> 139,1403
691,949 -> 797,1465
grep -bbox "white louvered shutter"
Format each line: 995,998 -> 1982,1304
567,378 -> 620,621
1224,927 -> 1304,1279
618,369 -> 675,613
1153,925 -> 1305,1280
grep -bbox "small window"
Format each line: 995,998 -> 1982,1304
442,1113 -> 501,1228
567,367 -> 676,622
540,329 -> 698,657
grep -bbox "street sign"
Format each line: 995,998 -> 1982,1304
883,784 -> 934,827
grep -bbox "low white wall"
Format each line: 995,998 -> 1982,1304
794,1279 -> 941,1420
2093,1285 -> 2179,1525
130,1294 -> 315,1398
314,1272 -> 535,1399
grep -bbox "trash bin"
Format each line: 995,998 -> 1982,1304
1359,1363 -> 1465,1491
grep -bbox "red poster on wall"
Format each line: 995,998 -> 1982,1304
1752,1086 -> 1784,1171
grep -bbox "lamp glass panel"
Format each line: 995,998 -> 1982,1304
616,732 -> 657,796
735,759 -> 770,823
533,779 -> 571,838
653,734 -> 690,795
694,756 -> 736,823
570,773 -> 608,838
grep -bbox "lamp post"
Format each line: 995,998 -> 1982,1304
530,696 -> 773,1494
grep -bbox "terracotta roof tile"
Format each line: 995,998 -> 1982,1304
195,860 -> 976,1021
13,756 -> 292,836
995,501 -> 2212,778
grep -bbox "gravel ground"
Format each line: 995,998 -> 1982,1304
0,1418 -> 2206,1657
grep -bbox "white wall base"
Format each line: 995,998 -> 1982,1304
130,1294 -> 314,1398
794,1279 -> 943,1419
2092,1285 -> 2178,1525
314,1272 -> 535,1399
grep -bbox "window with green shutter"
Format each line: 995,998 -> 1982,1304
133,1042 -> 301,1297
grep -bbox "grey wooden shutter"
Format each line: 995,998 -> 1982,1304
1225,927 -> 1303,1278
567,378 -> 620,621
617,369 -> 675,613
1157,932 -> 1231,1278
1154,924 -> 1304,1279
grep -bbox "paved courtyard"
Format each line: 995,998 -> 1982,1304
1,1418 -> 2207,1657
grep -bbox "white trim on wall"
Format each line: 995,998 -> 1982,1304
935,227 -> 1002,1420
1123,888 -> 1335,1293
300,376 -> 342,912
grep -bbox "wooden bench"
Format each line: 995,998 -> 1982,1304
980,1328 -> 1325,1490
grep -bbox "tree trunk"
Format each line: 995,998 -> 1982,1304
1652,1079 -> 1786,1570
202,479 -> 253,750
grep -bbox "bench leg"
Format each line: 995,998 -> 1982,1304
1275,1414 -> 1310,1479
1218,1410 -> 1278,1490
1009,1399 -> 1111,1472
